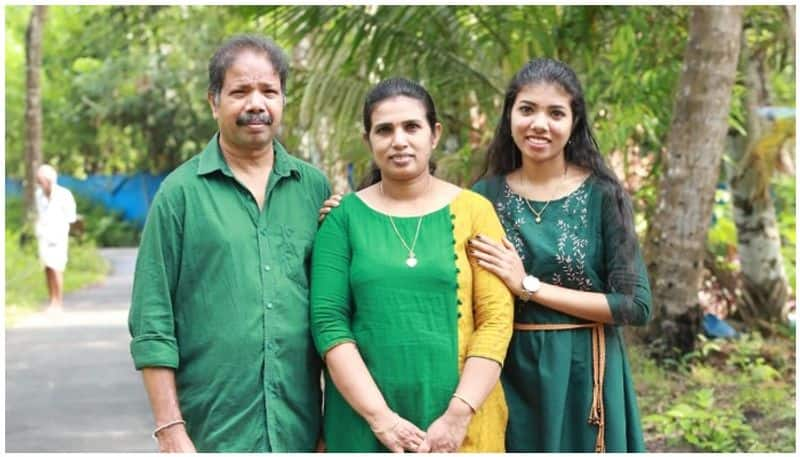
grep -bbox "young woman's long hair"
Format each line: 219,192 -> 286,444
478,58 -> 635,239
358,77 -> 438,189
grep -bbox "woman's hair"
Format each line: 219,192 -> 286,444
358,77 -> 437,189
478,58 -> 635,237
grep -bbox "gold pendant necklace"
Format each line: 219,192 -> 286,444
380,180 -> 429,268
387,215 -> 423,268
524,199 -> 550,224
519,168 -> 568,224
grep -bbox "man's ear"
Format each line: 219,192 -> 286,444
208,92 -> 219,119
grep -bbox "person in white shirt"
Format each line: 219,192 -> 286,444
34,164 -> 77,311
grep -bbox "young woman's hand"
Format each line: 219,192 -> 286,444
318,193 -> 343,222
468,235 -> 526,297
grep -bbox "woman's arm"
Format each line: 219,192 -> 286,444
469,235 -> 614,323
324,343 -> 428,452
425,195 -> 514,451
468,186 -> 651,326
310,205 -> 429,453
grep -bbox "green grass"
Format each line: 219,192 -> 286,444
630,331 -> 796,452
5,197 -> 110,327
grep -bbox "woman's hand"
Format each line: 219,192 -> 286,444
155,424 -> 197,452
318,193 -> 343,222
369,411 -> 430,453
468,235 -> 526,297
422,399 -> 472,452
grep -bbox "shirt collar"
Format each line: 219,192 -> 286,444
197,133 -> 300,179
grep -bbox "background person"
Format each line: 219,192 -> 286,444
34,163 -> 77,312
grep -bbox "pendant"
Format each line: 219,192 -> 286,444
406,255 -> 418,268
535,216 -> 542,224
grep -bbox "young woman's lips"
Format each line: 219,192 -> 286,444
526,136 -> 550,148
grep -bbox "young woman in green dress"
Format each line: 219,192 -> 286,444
469,58 -> 652,452
310,78 -> 514,452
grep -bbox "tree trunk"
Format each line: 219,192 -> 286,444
728,33 -> 790,328
24,5 -> 47,223
643,6 -> 743,358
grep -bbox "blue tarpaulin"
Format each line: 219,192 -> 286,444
5,173 -> 166,228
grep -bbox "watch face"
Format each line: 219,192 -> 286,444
523,275 -> 540,292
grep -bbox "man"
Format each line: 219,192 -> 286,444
34,163 -> 77,312
129,35 -> 330,452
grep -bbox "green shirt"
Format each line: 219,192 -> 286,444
128,134 -> 330,452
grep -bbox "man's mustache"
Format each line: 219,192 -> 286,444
236,112 -> 273,126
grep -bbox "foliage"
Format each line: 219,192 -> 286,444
631,331 -> 795,452
262,5 -> 689,187
773,174 -> 796,292
5,197 -> 109,326
73,196 -> 141,247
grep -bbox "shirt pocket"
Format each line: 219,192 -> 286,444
279,225 -> 314,289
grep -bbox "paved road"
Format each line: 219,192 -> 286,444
5,248 -> 157,452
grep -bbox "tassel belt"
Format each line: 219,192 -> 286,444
513,322 -> 607,452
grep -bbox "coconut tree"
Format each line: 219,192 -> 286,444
643,6 -> 744,357
24,5 -> 47,222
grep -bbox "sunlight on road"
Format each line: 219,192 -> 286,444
13,309 -> 129,328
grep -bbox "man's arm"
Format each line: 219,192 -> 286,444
129,189 -> 188,451
142,367 -> 196,452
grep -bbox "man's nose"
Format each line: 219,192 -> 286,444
244,92 -> 267,112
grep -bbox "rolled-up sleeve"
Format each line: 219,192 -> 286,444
128,191 -> 182,369
310,206 -> 355,357
466,197 -> 514,365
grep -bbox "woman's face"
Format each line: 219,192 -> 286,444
366,96 -> 441,182
510,82 -> 574,166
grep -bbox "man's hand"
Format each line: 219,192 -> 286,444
318,193 -> 343,222
155,423 -> 196,452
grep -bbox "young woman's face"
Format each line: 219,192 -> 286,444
366,96 -> 441,182
510,82 -> 574,165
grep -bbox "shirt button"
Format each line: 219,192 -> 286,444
266,303 -> 273,309
263,265 -> 271,271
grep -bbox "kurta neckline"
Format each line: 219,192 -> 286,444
503,173 -> 595,204
350,188 -> 465,219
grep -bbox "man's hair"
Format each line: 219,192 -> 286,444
208,35 -> 289,103
37,164 -> 58,184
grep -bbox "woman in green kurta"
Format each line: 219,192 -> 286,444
311,78 -> 513,452
469,58 -> 652,452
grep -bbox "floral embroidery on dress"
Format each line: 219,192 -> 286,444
552,183 -> 593,290
498,178 -> 594,291
495,184 -> 529,263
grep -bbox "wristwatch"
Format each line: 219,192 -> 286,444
520,275 -> 541,301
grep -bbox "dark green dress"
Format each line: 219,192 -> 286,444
473,174 -> 651,452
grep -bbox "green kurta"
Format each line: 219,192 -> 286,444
129,135 -> 330,451
473,174 -> 651,452
310,190 -> 513,452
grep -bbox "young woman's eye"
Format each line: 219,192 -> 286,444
519,105 -> 533,115
552,110 -> 565,119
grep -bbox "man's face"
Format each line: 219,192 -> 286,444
36,173 -> 52,195
208,50 -> 284,153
